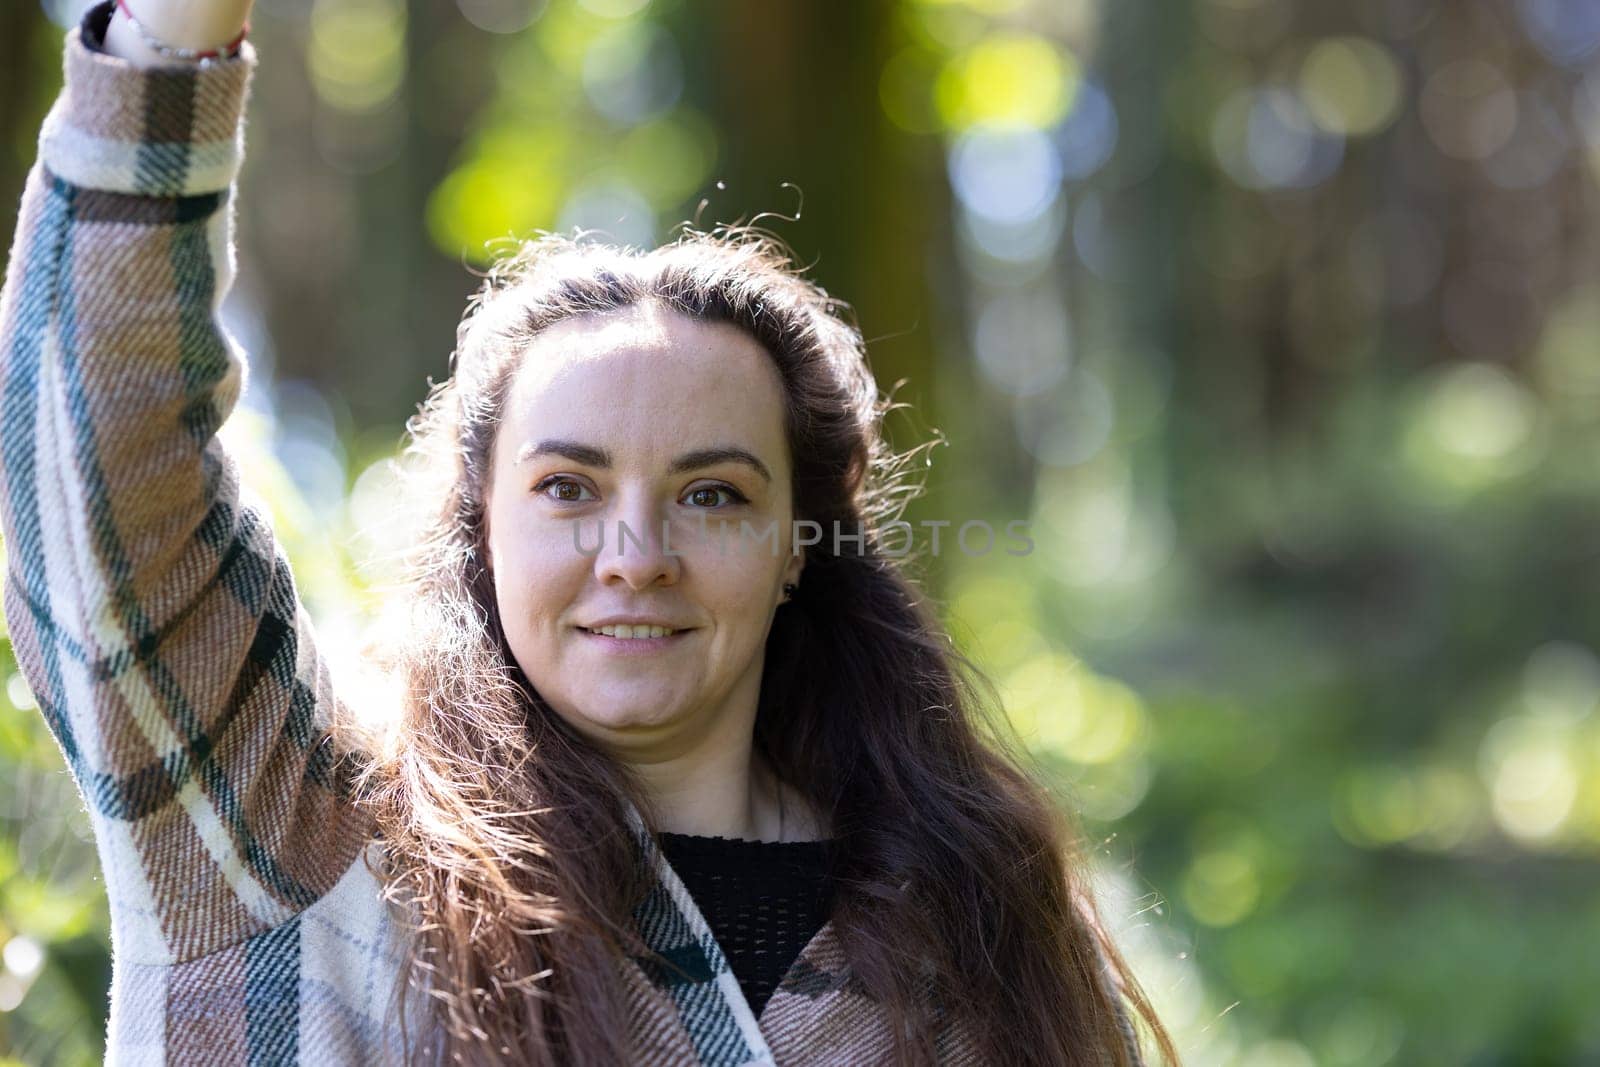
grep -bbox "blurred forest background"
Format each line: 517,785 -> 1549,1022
3,0 -> 1600,1063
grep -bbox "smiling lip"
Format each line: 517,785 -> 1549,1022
579,617 -> 690,632
576,626 -> 693,653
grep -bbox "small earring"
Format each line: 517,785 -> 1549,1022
782,581 -> 798,602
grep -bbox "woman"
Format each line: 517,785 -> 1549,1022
0,1 -> 1179,1064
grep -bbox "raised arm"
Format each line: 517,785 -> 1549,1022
0,0 -> 372,968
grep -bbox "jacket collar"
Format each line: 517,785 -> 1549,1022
615,804 -> 1002,1066
622,801 -> 780,1065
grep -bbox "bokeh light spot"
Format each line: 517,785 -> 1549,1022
1299,37 -> 1403,137
309,0 -> 408,115
1420,60 -> 1518,160
935,32 -> 1079,130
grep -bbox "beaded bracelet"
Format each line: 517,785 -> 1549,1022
113,0 -> 249,65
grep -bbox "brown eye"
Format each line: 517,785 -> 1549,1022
684,484 -> 747,508
535,477 -> 594,503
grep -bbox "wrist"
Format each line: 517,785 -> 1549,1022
113,0 -> 250,58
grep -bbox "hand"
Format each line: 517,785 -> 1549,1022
103,0 -> 255,66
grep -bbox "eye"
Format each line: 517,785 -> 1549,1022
533,476 -> 595,504
684,483 -> 748,509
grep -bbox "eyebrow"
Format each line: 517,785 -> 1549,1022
515,439 -> 773,484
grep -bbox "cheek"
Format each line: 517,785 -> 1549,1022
685,537 -> 788,612
489,528 -> 589,630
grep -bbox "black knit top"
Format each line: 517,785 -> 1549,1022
656,832 -> 839,1017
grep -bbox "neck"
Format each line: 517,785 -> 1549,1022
628,740 -> 785,842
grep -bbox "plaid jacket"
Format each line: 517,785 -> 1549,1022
0,7 -> 1145,1066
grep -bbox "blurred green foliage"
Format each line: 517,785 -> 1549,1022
4,0 -> 1600,1063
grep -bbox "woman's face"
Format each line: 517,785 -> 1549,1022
483,301 -> 805,761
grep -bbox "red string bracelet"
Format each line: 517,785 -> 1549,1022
113,0 -> 250,63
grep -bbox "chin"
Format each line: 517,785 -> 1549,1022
561,695 -> 686,736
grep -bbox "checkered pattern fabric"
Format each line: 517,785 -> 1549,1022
0,6 -> 1144,1064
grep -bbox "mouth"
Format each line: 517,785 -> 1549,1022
577,624 -> 689,639
575,624 -> 695,652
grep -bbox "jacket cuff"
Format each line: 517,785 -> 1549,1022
38,1 -> 256,198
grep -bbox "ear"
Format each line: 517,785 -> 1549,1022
782,546 -> 804,590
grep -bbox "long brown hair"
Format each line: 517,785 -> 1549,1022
341,227 -> 1180,1066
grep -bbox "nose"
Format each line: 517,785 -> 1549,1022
594,496 -> 682,591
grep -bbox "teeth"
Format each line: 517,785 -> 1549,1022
591,624 -> 676,639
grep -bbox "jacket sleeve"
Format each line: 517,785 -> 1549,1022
0,3 -> 373,967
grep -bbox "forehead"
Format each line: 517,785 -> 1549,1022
498,303 -> 790,466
